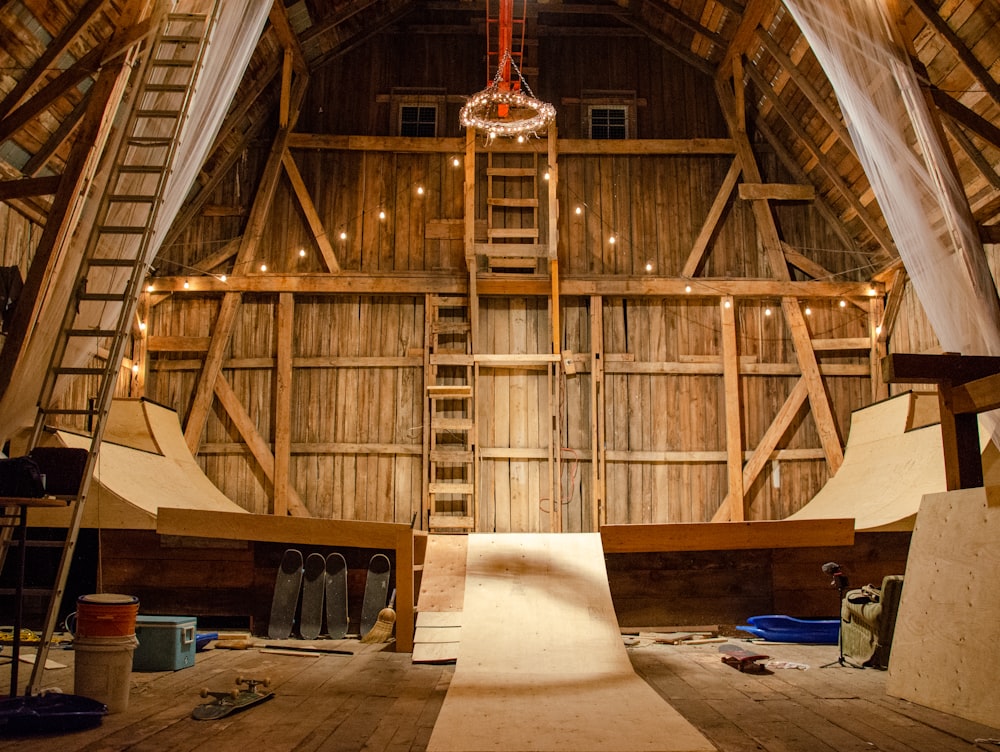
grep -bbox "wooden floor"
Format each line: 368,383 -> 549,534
2,638 -> 999,751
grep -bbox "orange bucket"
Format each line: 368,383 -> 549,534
74,594 -> 139,638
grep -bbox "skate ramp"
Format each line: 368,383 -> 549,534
29,399 -> 245,529
786,392 -> 946,532
427,533 -> 715,752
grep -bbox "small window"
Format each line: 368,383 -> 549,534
589,106 -> 628,140
400,105 -> 437,137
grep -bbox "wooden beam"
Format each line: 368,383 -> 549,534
681,158 -> 741,277
721,296 -> 744,520
712,378 -> 808,522
878,268 -> 906,343
738,183 -> 815,201
281,149 -> 341,272
754,27 -> 858,161
783,298 -> 844,472
743,63 -> 898,258
883,353 -> 1000,385
279,50 -> 292,128
22,93 -> 89,177
616,7 -> 712,75
601,518 -> 855,553
287,133 -> 736,155
951,371 -> 1000,415
0,175 -> 60,200
907,0 -> 1000,108
268,0 -> 308,74
0,0 -> 106,121
716,0 -> 773,82
214,375 -> 309,516
151,273 -> 876,298
273,293 -> 294,516
929,87 -> 1000,152
183,74 -> 309,453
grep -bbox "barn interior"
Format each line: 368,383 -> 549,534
0,0 -> 999,749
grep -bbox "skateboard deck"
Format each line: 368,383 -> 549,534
360,553 -> 391,637
299,552 -> 326,639
192,677 -> 273,720
268,549 -> 303,639
719,643 -> 770,673
325,552 -> 349,639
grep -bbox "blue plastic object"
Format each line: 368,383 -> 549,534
736,614 -> 840,644
195,632 -> 218,652
0,693 -> 107,735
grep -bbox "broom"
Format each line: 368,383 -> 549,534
361,588 -> 396,643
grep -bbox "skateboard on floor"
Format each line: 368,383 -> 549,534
192,677 -> 274,720
268,549 -> 303,639
325,552 -> 349,639
719,643 -> 770,673
299,552 -> 326,639
360,553 -> 390,638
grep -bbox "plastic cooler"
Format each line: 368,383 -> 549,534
132,616 -> 197,671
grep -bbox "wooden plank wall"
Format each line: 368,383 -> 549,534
137,25 -> 874,530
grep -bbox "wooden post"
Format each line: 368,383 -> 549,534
274,293 -> 294,516
720,296 -> 745,520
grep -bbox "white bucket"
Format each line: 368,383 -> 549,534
73,634 -> 139,713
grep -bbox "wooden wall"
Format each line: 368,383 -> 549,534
138,23 -> 875,530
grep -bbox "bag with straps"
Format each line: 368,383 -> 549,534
0,455 -> 46,498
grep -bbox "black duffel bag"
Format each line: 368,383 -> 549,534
0,455 -> 46,497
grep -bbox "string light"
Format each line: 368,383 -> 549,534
608,236 -> 616,244
764,307 -> 772,317
645,262 -> 653,272
298,248 -> 306,257
339,231 -> 347,240
183,280 -> 190,289
575,206 -> 582,215
378,210 -> 386,221
875,324 -> 882,335
219,274 -> 227,282
260,263 -> 267,272
543,171 -> 550,181
460,85 -> 556,139
416,186 -> 424,196
146,283 -> 154,293
804,306 -> 812,316
867,287 -> 876,296
132,364 -> 139,375
138,321 -> 146,332
724,300 -> 731,309
839,299 -> 847,308
452,157 -> 461,167
685,285 -> 692,293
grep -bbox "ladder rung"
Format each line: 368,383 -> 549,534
98,225 -> 147,235
427,385 -> 473,397
88,258 -> 140,267
431,354 -> 474,366
148,59 -> 195,68
430,449 -> 474,463
488,228 -> 539,239
5,539 -> 66,549
429,483 -> 474,495
78,293 -> 128,302
143,84 -> 188,94
127,136 -> 173,146
475,243 -> 549,258
108,194 -> 158,203
39,407 -> 99,416
117,165 -> 163,173
159,35 -> 202,43
487,167 -> 536,177
431,322 -> 471,334
433,418 -> 473,431
429,295 -> 469,307
487,258 -> 539,271
134,109 -> 182,118
66,328 -> 117,338
53,366 -> 105,376
487,198 -> 538,208
428,515 -> 475,530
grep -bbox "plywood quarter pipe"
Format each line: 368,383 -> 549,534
29,399 -> 246,529
785,393 -> 946,532
427,533 -> 715,752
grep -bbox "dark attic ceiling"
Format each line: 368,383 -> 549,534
0,0 -> 998,281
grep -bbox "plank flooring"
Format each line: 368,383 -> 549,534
2,638 -> 999,751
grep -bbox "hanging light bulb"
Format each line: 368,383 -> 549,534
298,248 -> 306,257
260,263 -> 267,272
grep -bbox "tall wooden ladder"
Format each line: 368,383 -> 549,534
476,150 -> 548,274
0,11 -> 213,696
425,295 -> 477,533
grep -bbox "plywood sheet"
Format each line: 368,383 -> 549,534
417,535 -> 469,612
427,533 -> 715,752
886,487 -> 1000,728
787,393 -> 945,531
102,399 -> 163,454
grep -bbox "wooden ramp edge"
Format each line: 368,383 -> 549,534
427,533 -> 715,752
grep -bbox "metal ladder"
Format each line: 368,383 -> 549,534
426,295 -> 477,533
0,11 -> 213,696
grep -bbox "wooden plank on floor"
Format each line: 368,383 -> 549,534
427,533 -> 715,751
417,535 -> 469,612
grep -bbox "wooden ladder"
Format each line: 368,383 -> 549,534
0,11 -> 213,696
426,295 -> 477,533
475,151 -> 547,274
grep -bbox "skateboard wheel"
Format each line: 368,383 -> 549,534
262,678 -> 271,687
235,675 -> 243,685
200,688 -> 209,698
230,689 -> 240,700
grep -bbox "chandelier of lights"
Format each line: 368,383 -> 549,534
460,49 -> 555,139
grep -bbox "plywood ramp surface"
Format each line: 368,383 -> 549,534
786,393 -> 945,532
427,533 -> 715,752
